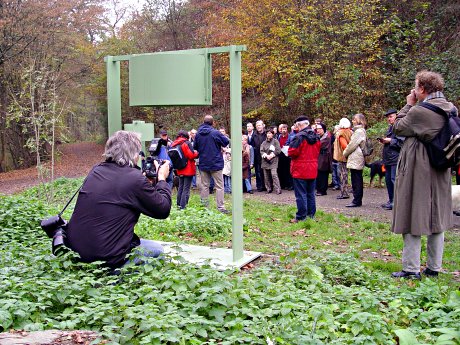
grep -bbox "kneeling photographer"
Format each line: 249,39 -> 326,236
65,130 -> 172,269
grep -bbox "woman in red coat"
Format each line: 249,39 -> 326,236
171,130 -> 199,209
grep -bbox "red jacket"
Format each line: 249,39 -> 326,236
288,128 -> 321,179
171,137 -> 199,176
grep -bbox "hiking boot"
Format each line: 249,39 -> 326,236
382,203 -> 393,210
391,270 -> 421,279
422,268 -> 439,277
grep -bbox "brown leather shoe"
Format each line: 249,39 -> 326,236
289,218 -> 299,223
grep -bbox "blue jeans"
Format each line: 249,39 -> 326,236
125,239 -> 164,266
293,178 -> 316,220
243,178 -> 252,192
224,175 -> 232,193
385,164 -> 397,203
331,161 -> 340,187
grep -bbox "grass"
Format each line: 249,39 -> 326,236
18,176 -> 460,287
132,188 -> 460,288
1,178 -> 460,344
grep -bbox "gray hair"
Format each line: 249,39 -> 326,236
103,130 -> 141,166
295,119 -> 310,127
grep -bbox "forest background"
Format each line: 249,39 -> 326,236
0,0 -> 459,172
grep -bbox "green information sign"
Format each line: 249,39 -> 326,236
129,54 -> 212,106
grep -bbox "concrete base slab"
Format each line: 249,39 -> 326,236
0,330 -> 99,345
158,241 -> 262,270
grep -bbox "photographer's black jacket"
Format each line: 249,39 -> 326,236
66,162 -> 171,268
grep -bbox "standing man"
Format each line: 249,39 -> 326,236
152,129 -> 174,188
252,120 -> 267,192
391,70 -> 457,279
246,122 -> 254,142
288,116 -> 320,222
379,109 -> 405,210
194,115 -> 230,214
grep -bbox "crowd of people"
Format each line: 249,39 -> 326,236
154,111 -> 410,219
63,70 -> 456,280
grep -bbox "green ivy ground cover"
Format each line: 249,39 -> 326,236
1,178 -> 459,344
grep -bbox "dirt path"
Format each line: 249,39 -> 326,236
0,142 -> 105,195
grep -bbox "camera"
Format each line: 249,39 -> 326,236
142,157 -> 169,183
40,215 -> 69,256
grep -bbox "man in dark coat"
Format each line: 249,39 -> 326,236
194,115 -> 230,213
252,120 -> 267,192
391,70 -> 457,279
379,109 -> 405,210
66,131 -> 172,269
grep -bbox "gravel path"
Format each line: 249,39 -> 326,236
248,185 -> 392,223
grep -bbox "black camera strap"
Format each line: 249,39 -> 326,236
58,181 -> 84,217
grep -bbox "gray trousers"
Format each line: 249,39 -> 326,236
263,167 -> 281,193
200,170 -> 226,211
402,233 -> 444,272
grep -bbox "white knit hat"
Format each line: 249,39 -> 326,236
338,118 -> 351,129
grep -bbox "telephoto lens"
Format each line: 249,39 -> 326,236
52,228 -> 69,256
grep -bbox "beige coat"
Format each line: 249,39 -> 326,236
391,99 -> 455,235
333,128 -> 352,162
343,126 -> 366,170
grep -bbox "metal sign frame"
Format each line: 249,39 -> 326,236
105,45 -> 249,263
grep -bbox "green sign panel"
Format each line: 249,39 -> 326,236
129,54 -> 212,106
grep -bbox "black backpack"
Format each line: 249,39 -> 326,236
418,102 -> 460,170
168,142 -> 189,170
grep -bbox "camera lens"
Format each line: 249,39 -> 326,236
52,228 -> 69,256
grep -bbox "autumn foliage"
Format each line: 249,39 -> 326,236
0,0 -> 459,171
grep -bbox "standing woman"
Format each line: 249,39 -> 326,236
333,118 -> 353,199
315,123 -> 332,196
343,114 -> 367,207
242,135 -> 253,194
171,130 -> 199,209
260,129 -> 282,194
